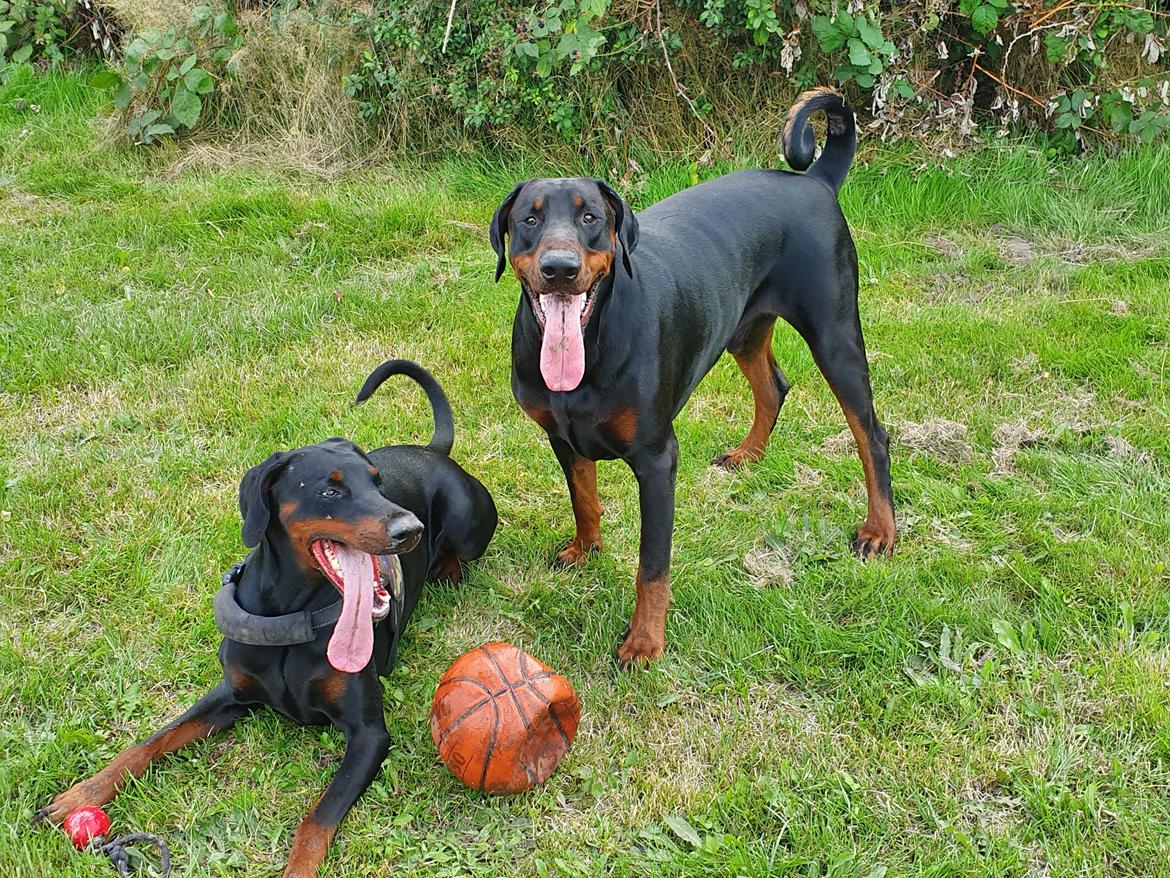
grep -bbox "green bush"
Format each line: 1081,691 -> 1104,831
11,1 -> 1169,154
0,0 -> 117,67
341,0 -> 1170,155
103,4 -> 239,144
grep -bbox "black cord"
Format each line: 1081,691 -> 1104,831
98,833 -> 172,877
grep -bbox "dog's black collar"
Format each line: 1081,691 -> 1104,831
213,552 -> 402,648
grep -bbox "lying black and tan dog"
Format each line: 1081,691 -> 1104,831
36,360 -> 497,877
491,89 -> 895,666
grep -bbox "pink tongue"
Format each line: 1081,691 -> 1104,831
539,295 -> 586,392
325,542 -> 377,673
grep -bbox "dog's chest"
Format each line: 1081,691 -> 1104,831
539,395 -> 638,460
220,640 -> 337,726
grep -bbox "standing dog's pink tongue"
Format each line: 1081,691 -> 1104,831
325,542 -> 378,673
540,294 -> 586,392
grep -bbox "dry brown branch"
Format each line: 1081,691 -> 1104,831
653,0 -> 734,160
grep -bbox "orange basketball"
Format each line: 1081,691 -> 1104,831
430,642 -> 580,795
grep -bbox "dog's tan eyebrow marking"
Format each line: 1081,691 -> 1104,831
368,466 -> 380,479
328,471 -> 344,483
533,197 -> 543,211
573,195 -> 584,207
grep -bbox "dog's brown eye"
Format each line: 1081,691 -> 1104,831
523,216 -> 537,226
322,487 -> 342,499
582,212 -> 596,224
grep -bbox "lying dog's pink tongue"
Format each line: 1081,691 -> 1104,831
540,294 -> 586,392
325,542 -> 378,674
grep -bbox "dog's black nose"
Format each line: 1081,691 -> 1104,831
385,510 -> 423,549
539,250 -> 580,282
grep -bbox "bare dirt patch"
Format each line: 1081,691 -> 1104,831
899,419 -> 972,463
924,234 -> 964,258
0,191 -> 70,225
1049,385 -> 1099,434
958,777 -> 1024,836
821,420 -> 972,464
995,232 -> 1038,266
1105,435 -> 1154,466
792,462 -> 825,487
926,228 -> 1165,276
990,421 -> 1046,477
743,540 -> 795,587
820,428 -> 856,457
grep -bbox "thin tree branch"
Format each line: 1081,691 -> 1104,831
654,0 -> 734,160
441,0 -> 458,54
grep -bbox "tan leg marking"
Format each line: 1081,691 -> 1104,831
616,571 -> 671,667
555,457 -> 602,567
717,323 -> 782,468
283,815 -> 338,878
840,408 -> 896,558
39,718 -> 216,824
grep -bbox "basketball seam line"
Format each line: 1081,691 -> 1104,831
435,671 -> 558,744
478,688 -> 501,792
436,671 -> 554,693
515,648 -> 556,785
434,675 -> 496,747
482,645 -> 532,733
525,684 -> 573,750
434,652 -> 571,790
517,647 -> 573,750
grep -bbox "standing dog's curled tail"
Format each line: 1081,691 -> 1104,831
356,359 -> 456,456
781,87 -> 857,195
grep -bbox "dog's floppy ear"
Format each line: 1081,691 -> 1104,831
489,181 -> 527,283
238,451 -> 291,548
596,180 -> 639,278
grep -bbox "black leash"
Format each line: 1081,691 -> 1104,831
94,832 -> 172,877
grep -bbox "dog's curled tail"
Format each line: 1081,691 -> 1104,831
355,359 -> 455,456
781,87 -> 857,195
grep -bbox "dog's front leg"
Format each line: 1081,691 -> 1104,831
617,432 -> 679,667
283,692 -> 389,878
35,682 -> 249,825
549,435 -> 602,567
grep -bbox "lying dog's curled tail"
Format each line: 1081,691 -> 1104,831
355,359 -> 455,456
781,87 -> 857,195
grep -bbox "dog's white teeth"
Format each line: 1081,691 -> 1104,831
538,294 -> 548,316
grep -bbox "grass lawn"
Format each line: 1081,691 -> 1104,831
2,69 -> 1169,877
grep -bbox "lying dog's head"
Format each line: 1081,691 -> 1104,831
238,438 -> 423,672
490,178 -> 639,392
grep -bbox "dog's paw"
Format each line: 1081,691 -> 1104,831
33,781 -> 103,826
553,539 -> 600,568
615,626 -> 665,668
430,554 -> 465,584
712,446 -> 762,469
853,521 -> 896,559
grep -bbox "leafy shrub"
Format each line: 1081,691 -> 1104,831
341,0 -> 1170,156
0,0 -> 118,67
10,1 -> 1169,155
102,3 -> 239,144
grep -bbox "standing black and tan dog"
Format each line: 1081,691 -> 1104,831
36,360 -> 497,877
491,89 -> 895,666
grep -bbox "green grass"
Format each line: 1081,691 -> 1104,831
2,68 -> 1169,877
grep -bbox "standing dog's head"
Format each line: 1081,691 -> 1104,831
238,438 -> 423,673
490,179 -> 639,393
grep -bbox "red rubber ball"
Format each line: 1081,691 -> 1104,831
63,806 -> 111,850
431,642 -> 580,795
